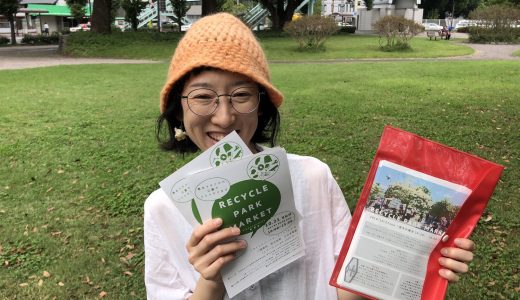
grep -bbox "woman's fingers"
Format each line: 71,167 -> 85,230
199,254 -> 237,280
438,257 -> 469,274
454,238 -> 476,251
195,240 -> 247,278
438,238 -> 475,283
188,226 -> 242,260
187,218 -> 223,249
438,268 -> 460,283
440,246 -> 474,263
185,219 -> 246,280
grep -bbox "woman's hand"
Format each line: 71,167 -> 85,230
187,218 -> 246,282
438,238 -> 475,282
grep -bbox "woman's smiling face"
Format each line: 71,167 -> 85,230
181,69 -> 260,152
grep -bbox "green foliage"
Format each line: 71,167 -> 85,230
0,35 -> 9,46
121,0 -> 147,31
63,31 -> 183,58
469,27 -> 520,42
456,26 -> 471,33
21,33 -> 60,45
65,0 -> 87,22
369,183 -> 383,201
0,0 -> 19,17
374,15 -> 424,52
468,4 -> 520,43
338,26 -> 356,34
421,0 -> 481,19
481,0 -> 520,6
384,184 -> 432,215
430,199 -> 458,219
220,0 -> 251,18
0,0 -> 19,44
313,0 -> 322,15
62,33 -> 474,60
365,0 -> 373,10
426,8 -> 440,19
171,0 -> 191,31
283,15 -> 339,51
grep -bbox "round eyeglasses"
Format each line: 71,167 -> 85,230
181,86 -> 262,116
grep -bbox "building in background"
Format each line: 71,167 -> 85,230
357,0 -> 423,31
322,0 -> 423,31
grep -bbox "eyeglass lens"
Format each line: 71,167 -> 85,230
186,87 -> 260,116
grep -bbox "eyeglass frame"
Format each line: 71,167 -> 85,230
180,86 -> 264,116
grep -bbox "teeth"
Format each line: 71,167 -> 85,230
208,133 -> 227,141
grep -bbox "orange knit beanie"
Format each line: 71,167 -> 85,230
160,13 -> 284,113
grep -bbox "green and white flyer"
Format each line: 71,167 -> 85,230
159,133 -> 305,297
159,131 -> 253,226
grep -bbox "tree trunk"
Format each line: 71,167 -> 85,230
260,0 -> 302,30
132,16 -> 138,31
8,15 -> 16,45
201,0 -> 217,16
176,18 -> 182,32
91,0 -> 112,33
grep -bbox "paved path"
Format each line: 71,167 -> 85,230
0,45 -> 157,70
1,40 -> 519,70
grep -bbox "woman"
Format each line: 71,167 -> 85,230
144,13 -> 475,300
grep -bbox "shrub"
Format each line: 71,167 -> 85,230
283,15 -> 339,51
468,4 -> 520,43
338,26 -> 356,34
373,15 -> 423,51
456,26 -> 470,33
21,33 -> 60,45
0,35 -> 10,46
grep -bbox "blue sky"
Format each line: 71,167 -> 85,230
373,163 -> 471,206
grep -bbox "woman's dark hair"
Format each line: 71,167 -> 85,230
156,67 -> 281,153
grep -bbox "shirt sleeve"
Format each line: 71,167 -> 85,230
327,170 -> 352,257
144,191 -> 195,300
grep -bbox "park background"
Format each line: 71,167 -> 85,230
1,23 -> 519,300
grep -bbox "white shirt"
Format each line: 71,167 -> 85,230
144,154 -> 352,299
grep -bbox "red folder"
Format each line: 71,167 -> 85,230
330,126 -> 503,299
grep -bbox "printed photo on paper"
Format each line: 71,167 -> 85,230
336,160 -> 472,300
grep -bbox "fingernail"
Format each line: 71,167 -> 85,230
214,218 -> 222,226
240,240 -> 247,248
441,248 -> 448,255
442,235 -> 449,242
232,227 -> 241,235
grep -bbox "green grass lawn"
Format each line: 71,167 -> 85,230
64,31 -> 474,61
513,49 -> 520,57
1,61 -> 519,299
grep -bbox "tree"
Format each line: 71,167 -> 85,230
365,0 -> 373,10
91,0 -> 112,33
369,183 -> 383,202
201,0 -> 220,15
258,0 -> 304,30
66,0 -> 87,23
430,199 -> 458,220
482,0 -> 520,6
420,0 -> 481,18
220,0 -> 250,18
121,0 -> 147,31
384,183 -> 432,216
171,0 -> 191,31
0,0 -> 19,45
